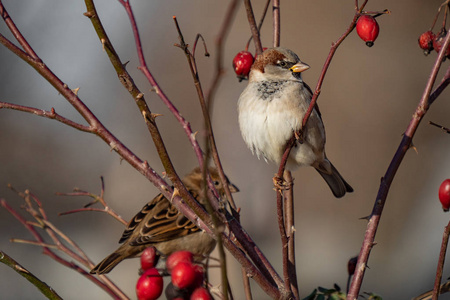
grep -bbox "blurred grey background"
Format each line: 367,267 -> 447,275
1,0 -> 450,299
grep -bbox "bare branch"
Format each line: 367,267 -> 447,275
347,27 -> 450,300
243,0 -> 263,55
0,250 -> 63,300
432,220 -> 450,299
1,198 -> 128,299
0,103 -> 92,132
273,0 -> 280,47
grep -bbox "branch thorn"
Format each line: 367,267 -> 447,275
71,87 -> 80,95
83,11 -> 94,18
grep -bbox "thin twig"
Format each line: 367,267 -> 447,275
245,0 -> 270,51
283,170 -> 298,299
241,267 -> 253,300
432,220 -> 450,300
273,0 -> 280,47
59,208 -> 127,226
10,239 -> 58,249
414,281 -> 450,300
8,188 -> 128,298
0,250 -> 63,300
243,0 -> 263,55
0,103 -> 92,132
429,121 -> 450,133
0,3 -> 40,60
273,137 -> 296,298
276,186 -> 291,295
56,179 -> 128,226
1,199 -> 128,299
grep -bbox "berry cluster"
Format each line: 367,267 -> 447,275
418,29 -> 450,57
135,248 -> 213,300
418,4 -> 450,57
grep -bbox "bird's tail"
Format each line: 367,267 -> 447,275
316,161 -> 353,198
90,243 -> 143,275
90,251 -> 125,275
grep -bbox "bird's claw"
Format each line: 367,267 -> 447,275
294,129 -> 304,144
273,175 -> 290,191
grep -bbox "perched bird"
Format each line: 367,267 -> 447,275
90,167 -> 238,274
238,47 -> 353,198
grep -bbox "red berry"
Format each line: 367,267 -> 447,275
439,179 -> 450,212
347,256 -> 358,276
232,51 -> 254,79
141,247 -> 158,271
356,15 -> 380,47
433,28 -> 450,58
166,251 -> 194,273
136,268 -> 163,300
418,31 -> 435,55
171,261 -> 197,289
192,264 -> 205,288
190,287 -> 212,300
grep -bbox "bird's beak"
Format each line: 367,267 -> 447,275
290,62 -> 310,73
228,183 -> 239,193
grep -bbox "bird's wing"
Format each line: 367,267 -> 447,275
119,193 -> 200,246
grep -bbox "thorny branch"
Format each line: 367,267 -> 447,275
347,26 -> 450,300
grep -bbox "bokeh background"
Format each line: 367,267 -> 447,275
1,1 -> 450,299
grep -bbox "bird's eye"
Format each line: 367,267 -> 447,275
214,180 -> 220,186
278,61 -> 289,68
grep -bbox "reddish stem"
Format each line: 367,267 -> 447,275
1,199 -> 127,299
432,219 -> 450,300
245,0 -> 270,52
243,0 -> 263,55
0,2 -> 40,60
273,0 -> 280,47
276,188 -> 291,295
284,170 -> 299,298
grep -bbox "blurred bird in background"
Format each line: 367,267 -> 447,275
91,167 -> 238,274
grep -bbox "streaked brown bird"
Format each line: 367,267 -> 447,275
90,167 -> 238,274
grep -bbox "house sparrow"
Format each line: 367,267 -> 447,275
238,47 -> 353,198
90,167 -> 238,274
